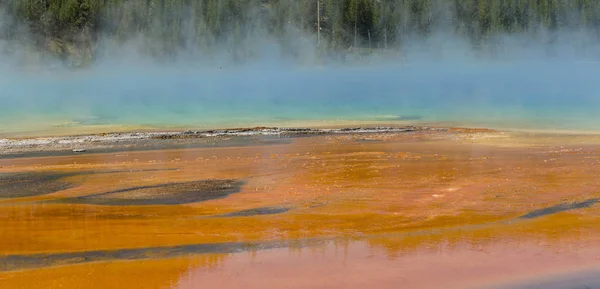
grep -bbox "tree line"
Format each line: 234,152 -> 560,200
1,0 -> 600,65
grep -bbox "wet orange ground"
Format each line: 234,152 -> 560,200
1,130 -> 600,288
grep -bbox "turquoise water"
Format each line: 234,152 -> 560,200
1,60 -> 599,135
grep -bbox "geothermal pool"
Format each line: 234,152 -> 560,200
1,61 -> 599,136
1,59 -> 600,288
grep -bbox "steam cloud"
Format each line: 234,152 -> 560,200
1,2 -> 600,136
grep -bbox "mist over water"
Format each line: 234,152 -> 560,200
2,57 -> 600,135
1,9 -> 600,135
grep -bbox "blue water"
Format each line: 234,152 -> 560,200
1,60 -> 599,135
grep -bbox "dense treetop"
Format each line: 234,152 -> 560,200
1,0 -> 599,66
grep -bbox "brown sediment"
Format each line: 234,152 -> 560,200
1,127 -> 600,288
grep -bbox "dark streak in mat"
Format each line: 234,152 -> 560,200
0,173 -> 77,198
0,238 -> 327,272
215,206 -> 291,218
356,139 -> 382,143
519,198 -> 599,219
0,169 -> 179,199
88,168 -> 180,175
57,179 -> 245,205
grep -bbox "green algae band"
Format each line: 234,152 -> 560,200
59,179 -> 245,206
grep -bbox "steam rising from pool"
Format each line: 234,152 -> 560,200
1,14 -> 600,136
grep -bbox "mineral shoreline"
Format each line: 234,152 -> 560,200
0,126 -> 449,158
